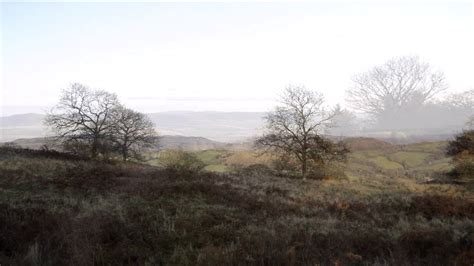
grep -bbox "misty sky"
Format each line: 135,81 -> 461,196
1,1 -> 473,116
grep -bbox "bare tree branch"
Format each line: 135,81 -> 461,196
346,56 -> 447,126
44,83 -> 120,158
110,106 -> 158,161
255,85 -> 345,178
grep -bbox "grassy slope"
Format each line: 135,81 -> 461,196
1,146 -> 474,265
164,141 -> 453,179
347,141 -> 453,180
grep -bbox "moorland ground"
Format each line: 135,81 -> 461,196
1,138 -> 474,265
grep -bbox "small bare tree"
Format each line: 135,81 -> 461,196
347,56 -> 447,127
256,86 -> 343,178
45,83 -> 120,158
111,107 -> 157,161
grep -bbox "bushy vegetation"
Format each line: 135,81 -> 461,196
447,130 -> 474,157
1,146 -> 474,265
156,149 -> 206,172
447,130 -> 474,182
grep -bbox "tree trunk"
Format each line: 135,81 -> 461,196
301,153 -> 307,179
91,139 -> 98,159
122,146 -> 128,162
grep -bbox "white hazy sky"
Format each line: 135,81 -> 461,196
1,1 -> 473,116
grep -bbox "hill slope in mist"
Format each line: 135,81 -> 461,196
7,135 -> 232,151
0,113 -> 51,142
147,111 -> 265,142
0,112 -> 266,142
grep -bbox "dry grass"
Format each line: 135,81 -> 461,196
1,146 -> 473,265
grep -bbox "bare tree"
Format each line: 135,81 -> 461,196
445,89 -> 474,110
255,86 -> 343,178
347,56 -> 447,127
45,83 -> 120,158
111,107 -> 157,161
327,105 -> 360,136
444,89 -> 474,129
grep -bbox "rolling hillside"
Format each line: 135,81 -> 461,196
159,138 -> 454,181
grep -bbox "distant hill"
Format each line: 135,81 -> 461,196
147,111 -> 265,142
157,135 -> 227,150
0,113 -> 45,127
5,135 -> 229,151
0,112 -> 266,142
0,113 -> 51,142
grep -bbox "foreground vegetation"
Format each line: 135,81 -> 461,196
1,144 -> 474,265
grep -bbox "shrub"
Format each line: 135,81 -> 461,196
159,150 -> 206,172
447,130 -> 474,156
270,154 -> 300,176
307,164 -> 347,180
0,146 -> 87,161
398,229 -> 458,265
447,130 -> 474,181
449,156 -> 474,180
237,164 -> 275,177
409,195 -> 474,219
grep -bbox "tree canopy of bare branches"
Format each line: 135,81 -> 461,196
255,86 -> 345,178
445,89 -> 474,110
45,83 -> 120,158
111,106 -> 157,161
45,83 -> 157,160
347,56 -> 447,126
